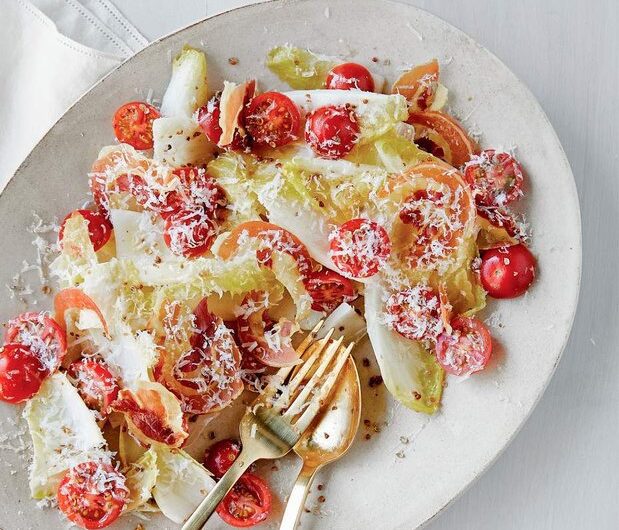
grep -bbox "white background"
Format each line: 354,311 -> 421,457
55,0 -> 619,528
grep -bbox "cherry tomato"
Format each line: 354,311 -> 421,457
68,360 -> 119,415
386,285 -> 444,341
172,167 -> 228,221
204,439 -> 241,479
464,150 -> 524,206
4,312 -> 66,372
329,218 -> 391,278
197,93 -> 223,144
57,461 -> 128,529
0,344 -> 47,403
163,208 -> 217,258
59,210 -> 113,252
244,92 -> 301,148
216,472 -> 272,527
305,105 -> 360,159
480,244 -> 536,298
303,269 -> 356,312
436,316 -> 492,376
112,101 -> 159,150
407,111 -> 479,167
326,63 -> 375,92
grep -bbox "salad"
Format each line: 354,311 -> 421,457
0,44 -> 536,528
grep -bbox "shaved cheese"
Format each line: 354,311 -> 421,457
24,374 -> 108,499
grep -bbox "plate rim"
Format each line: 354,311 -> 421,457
2,1 -> 582,528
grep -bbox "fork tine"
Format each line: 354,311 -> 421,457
287,327 -> 335,387
255,322 -> 328,406
271,329 -> 336,409
283,336 -> 344,418
296,319 -> 325,356
294,342 -> 354,433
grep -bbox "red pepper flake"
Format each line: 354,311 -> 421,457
368,375 -> 383,388
228,57 -> 239,65
413,391 -> 422,400
362,358 -> 370,367
318,495 -> 326,503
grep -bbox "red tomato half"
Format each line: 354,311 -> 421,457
385,285 -> 444,341
59,210 -> 113,252
305,105 -> 360,159
68,360 -> 119,415
0,344 -> 47,403
245,92 -> 301,148
480,244 -> 536,298
303,269 -> 357,312
112,101 -> 159,150
216,472 -> 272,528
436,316 -> 492,376
163,208 -> 217,258
57,461 -> 128,529
4,312 -> 67,372
329,218 -> 391,278
197,93 -> 224,144
464,150 -> 525,206
326,63 -> 375,92
204,439 -> 241,479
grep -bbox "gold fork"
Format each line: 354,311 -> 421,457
181,321 -> 354,530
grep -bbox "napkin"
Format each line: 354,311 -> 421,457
0,0 -> 147,191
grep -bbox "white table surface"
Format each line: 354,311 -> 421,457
112,1 -> 618,528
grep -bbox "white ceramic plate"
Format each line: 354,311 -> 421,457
0,1 -> 580,528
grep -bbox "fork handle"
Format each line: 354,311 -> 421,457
279,463 -> 319,530
182,449 -> 254,530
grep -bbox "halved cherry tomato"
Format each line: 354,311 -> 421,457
57,461 -> 128,529
216,472 -> 272,528
464,149 -> 525,206
68,360 -> 119,415
435,316 -> 492,376
59,210 -> 113,252
407,111 -> 479,167
197,93 -> 224,144
217,221 -> 314,276
245,92 -> 301,148
155,298 -> 243,415
54,289 -> 108,334
112,101 -> 159,150
326,63 -> 375,92
392,59 -> 439,110
303,268 -> 356,312
480,244 -> 536,298
386,285 -> 444,341
235,292 -> 300,367
0,344 -> 47,403
204,438 -> 241,479
305,105 -> 360,159
4,312 -> 67,372
163,208 -> 217,258
172,167 -> 228,221
329,218 -> 391,278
